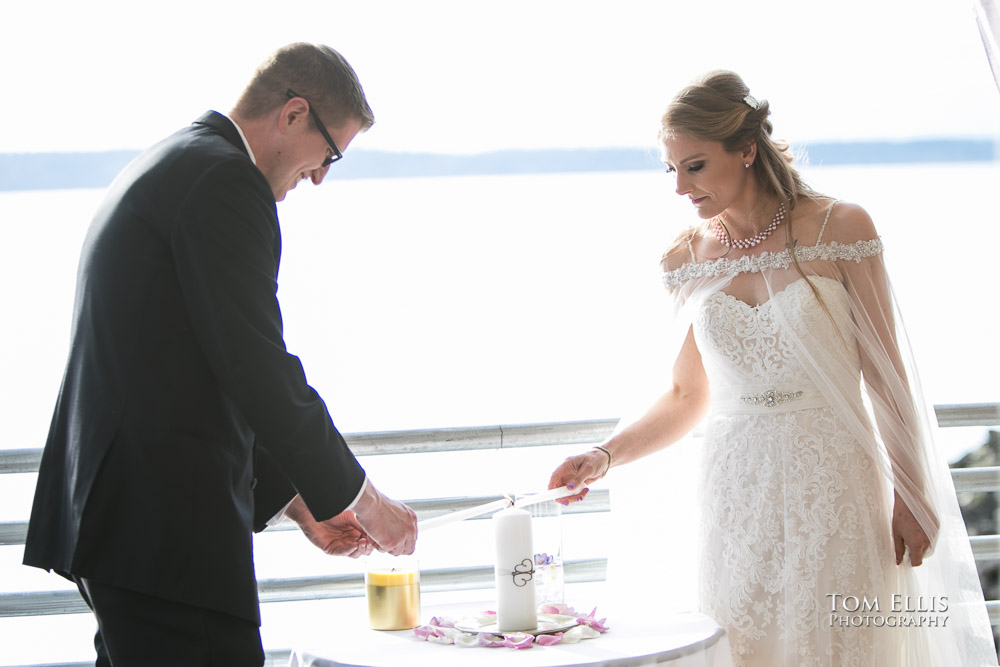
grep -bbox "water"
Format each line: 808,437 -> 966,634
2,163 -> 996,456
1,162 -> 998,664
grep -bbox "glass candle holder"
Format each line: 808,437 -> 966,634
364,553 -> 421,630
521,497 -> 565,605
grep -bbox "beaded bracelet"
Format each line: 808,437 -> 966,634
593,445 -> 612,476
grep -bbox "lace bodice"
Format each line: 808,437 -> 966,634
662,238 -> 880,416
694,277 -> 860,413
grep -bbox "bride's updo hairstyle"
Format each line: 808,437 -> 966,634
658,70 -> 815,211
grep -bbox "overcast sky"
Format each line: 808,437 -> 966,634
2,0 -> 998,155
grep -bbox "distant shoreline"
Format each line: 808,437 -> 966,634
0,138 -> 995,192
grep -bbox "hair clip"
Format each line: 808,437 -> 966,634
743,94 -> 760,110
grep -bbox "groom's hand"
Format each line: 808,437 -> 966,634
285,495 -> 374,558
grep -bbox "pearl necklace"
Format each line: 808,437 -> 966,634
712,202 -> 787,250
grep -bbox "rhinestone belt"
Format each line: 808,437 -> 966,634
739,389 -> 804,408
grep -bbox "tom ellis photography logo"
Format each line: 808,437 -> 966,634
827,594 -> 950,628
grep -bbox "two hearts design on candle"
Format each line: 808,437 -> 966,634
508,558 -> 535,587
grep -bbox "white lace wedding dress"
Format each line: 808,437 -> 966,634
660,202 -> 997,666
695,277 -> 894,665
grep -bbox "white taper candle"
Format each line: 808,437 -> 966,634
511,485 -> 574,509
416,497 -> 512,532
493,507 -> 537,632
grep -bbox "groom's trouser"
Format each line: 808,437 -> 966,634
73,576 -> 264,666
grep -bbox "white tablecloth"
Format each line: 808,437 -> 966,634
287,597 -> 732,667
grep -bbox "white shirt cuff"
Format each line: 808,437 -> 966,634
266,497 -> 295,527
345,477 -> 369,511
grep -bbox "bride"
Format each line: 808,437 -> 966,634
548,71 -> 997,666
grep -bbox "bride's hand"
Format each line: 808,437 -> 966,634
892,490 -> 934,566
548,449 -> 609,505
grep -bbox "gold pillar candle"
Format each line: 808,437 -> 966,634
365,559 -> 421,630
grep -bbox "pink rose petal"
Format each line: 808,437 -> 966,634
417,607 -> 610,649
503,632 -> 534,649
535,633 -> 563,646
576,615 -> 609,633
417,627 -> 453,644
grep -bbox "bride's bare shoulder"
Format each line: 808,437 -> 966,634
819,199 -> 879,243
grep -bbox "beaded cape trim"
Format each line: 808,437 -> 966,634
662,238 -> 884,288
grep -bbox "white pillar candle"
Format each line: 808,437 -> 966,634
493,507 -> 537,632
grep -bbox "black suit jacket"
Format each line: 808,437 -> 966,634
23,112 -> 366,624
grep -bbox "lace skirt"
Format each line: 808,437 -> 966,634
698,404 -> 899,667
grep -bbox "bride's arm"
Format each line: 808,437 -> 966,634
547,325 -> 710,503
833,204 -> 937,564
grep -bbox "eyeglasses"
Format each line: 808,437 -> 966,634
286,89 -> 343,167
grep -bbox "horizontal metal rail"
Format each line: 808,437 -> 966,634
0,448 -> 43,475
0,489 -> 611,547
3,404 -> 997,474
934,403 -> 1000,428
971,535 -> 1000,562
0,558 -> 607,619
951,467 -> 1000,493
4,466 -> 994,545
0,419 -> 621,473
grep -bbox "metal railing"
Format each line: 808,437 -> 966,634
4,403 -> 997,472
1,406 -> 997,665
0,417 -> 622,474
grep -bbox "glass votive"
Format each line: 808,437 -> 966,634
516,496 -> 565,605
364,553 -> 421,630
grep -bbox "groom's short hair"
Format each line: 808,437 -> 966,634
233,43 -> 374,130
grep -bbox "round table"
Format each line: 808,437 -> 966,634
287,597 -> 731,667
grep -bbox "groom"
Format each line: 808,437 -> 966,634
23,43 -> 417,666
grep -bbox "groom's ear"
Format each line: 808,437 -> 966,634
277,96 -> 310,136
